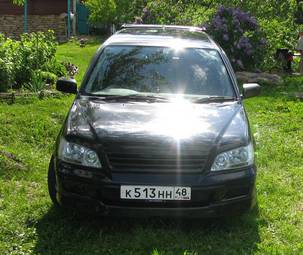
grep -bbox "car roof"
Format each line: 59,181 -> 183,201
103,24 -> 219,50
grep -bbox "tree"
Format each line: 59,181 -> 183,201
85,0 -> 116,24
84,0 -> 146,25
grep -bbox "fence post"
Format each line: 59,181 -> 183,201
24,0 -> 28,33
67,0 -> 71,38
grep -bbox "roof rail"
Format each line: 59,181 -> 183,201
120,24 -> 206,32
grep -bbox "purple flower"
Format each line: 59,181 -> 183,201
213,15 -> 223,27
246,49 -> 253,56
208,6 -> 263,71
203,24 -> 209,31
232,17 -> 241,28
260,38 -> 267,45
212,15 -> 225,29
234,8 -> 245,21
226,7 -> 233,15
143,7 -> 150,15
221,17 -> 227,24
249,17 -> 258,29
223,34 -> 229,41
238,36 -> 252,50
233,8 -> 254,27
236,59 -> 244,69
217,5 -> 225,15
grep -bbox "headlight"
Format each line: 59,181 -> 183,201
211,143 -> 254,171
58,138 -> 102,168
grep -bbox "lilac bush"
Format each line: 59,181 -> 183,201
207,6 -> 267,71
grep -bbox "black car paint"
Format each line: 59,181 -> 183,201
51,97 -> 256,216
50,28 -> 257,217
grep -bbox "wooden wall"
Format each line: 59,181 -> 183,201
0,0 -> 72,15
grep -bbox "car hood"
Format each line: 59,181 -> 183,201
66,97 -> 250,153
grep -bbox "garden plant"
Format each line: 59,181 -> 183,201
0,31 -> 66,93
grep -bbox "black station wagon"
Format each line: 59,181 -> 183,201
48,25 -> 261,217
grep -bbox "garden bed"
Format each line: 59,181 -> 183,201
0,90 -> 64,104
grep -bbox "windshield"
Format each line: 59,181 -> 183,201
84,46 -> 235,98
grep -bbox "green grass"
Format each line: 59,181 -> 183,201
0,39 -> 303,255
56,37 -> 104,83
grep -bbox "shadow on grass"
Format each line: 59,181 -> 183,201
34,205 -> 261,255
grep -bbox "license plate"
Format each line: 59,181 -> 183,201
120,185 -> 191,201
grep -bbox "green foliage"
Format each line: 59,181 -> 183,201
85,0 -> 117,24
85,0 -> 146,25
146,1 -> 214,25
118,0 -> 148,23
225,0 -> 299,70
0,61 -> 9,92
15,31 -> 58,85
25,71 -> 46,93
0,31 -> 66,92
43,59 -> 67,78
175,4 -> 215,26
39,71 -> 58,85
259,18 -> 299,70
145,0 -> 183,24
25,70 -> 57,93
144,0 -> 303,71
0,35 -> 15,92
12,0 -> 24,5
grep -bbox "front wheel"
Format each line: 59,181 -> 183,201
48,157 -> 60,207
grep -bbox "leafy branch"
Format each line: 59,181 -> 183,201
12,0 -> 24,6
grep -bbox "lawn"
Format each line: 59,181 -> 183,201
0,39 -> 303,255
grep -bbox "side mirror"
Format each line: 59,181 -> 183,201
242,83 -> 261,99
56,78 -> 77,94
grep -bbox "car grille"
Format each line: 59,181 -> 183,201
103,140 -> 209,173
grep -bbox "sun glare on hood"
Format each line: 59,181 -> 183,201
146,95 -> 210,140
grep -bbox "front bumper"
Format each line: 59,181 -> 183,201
55,160 -> 256,218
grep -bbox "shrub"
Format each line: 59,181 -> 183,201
43,59 -> 67,78
0,31 -> 65,92
145,1 -> 215,26
259,18 -> 299,71
85,0 -> 146,25
175,4 -> 215,26
0,35 -> 16,92
14,31 -> 58,86
206,6 -> 267,71
0,61 -> 10,92
39,71 -> 58,85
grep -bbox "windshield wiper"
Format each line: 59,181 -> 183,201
193,96 -> 237,104
97,94 -> 169,102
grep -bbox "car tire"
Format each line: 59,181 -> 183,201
48,157 -> 60,207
